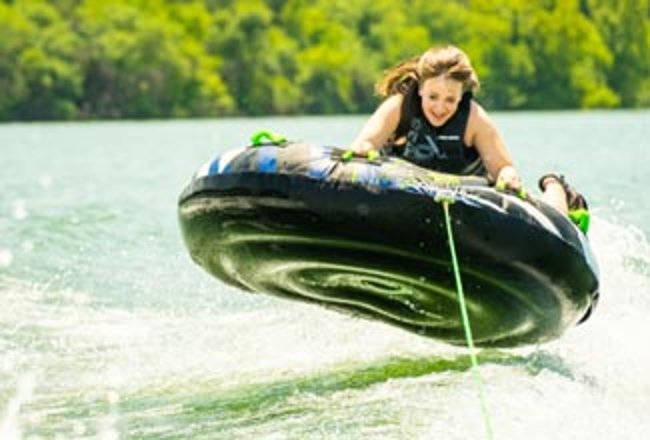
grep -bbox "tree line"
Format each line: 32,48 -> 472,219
0,0 -> 648,121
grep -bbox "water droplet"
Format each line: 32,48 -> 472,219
106,391 -> 120,405
39,174 -> 52,188
0,248 -> 13,267
12,200 -> 27,220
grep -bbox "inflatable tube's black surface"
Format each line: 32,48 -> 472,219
178,141 -> 600,347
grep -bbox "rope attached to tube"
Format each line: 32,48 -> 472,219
436,193 -> 495,440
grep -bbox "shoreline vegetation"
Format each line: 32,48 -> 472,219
1,0 -> 649,122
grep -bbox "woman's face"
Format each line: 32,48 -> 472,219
418,76 -> 463,127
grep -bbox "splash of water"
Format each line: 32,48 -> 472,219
1,217 -> 649,439
0,375 -> 35,440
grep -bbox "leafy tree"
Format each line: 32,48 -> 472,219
521,0 -> 618,108
0,0 -> 649,121
591,0 -> 650,106
0,3 -> 31,119
407,0 -> 470,47
456,0 -> 535,109
0,1 -> 82,120
208,0 -> 298,115
281,0 -> 384,113
75,0 -> 232,118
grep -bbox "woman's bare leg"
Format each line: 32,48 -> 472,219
540,177 -> 568,214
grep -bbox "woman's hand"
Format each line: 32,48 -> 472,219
349,140 -> 376,156
496,165 -> 522,192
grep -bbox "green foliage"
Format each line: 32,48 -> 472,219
522,0 -> 618,109
0,0 -> 648,120
74,0 -> 233,118
209,0 -> 288,115
0,1 -> 82,120
593,0 -> 650,107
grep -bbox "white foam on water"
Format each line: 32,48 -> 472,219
1,215 -> 649,439
0,249 -> 13,268
0,375 -> 35,440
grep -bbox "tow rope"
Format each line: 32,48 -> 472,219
437,193 -> 495,440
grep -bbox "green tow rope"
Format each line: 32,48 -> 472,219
438,196 -> 495,440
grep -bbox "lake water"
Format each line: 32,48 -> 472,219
1,111 -> 649,439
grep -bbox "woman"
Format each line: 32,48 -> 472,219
350,45 -> 589,231
350,45 -> 520,190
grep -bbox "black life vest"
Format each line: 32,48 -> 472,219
387,91 -> 486,177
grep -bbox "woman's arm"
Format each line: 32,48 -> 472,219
467,102 -> 521,190
350,94 -> 403,155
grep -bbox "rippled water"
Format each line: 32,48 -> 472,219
1,112 -> 649,439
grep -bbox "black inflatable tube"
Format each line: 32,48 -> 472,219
178,141 -> 599,347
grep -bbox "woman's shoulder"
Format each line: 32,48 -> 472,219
374,94 -> 405,121
465,99 -> 499,145
468,99 -> 496,130
383,93 -> 404,109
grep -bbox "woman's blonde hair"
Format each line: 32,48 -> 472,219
375,45 -> 480,98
